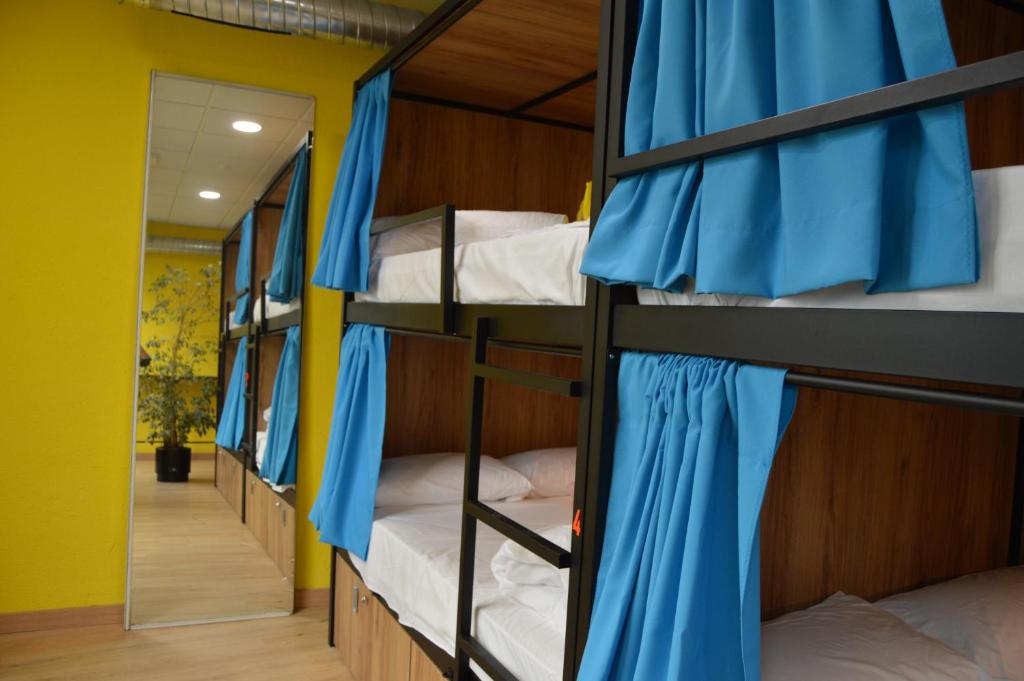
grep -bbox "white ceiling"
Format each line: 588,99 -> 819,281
147,74 -> 314,229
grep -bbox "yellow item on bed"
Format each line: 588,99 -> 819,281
577,181 -> 592,221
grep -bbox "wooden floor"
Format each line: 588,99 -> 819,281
0,606 -> 353,681
130,458 -> 292,625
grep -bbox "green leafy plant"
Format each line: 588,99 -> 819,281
138,264 -> 219,448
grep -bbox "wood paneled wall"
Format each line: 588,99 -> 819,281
944,0 -> 1024,168
254,206 -> 283,286
257,334 -> 284,420
222,239 -> 239,321
760,373 -> 1020,620
382,336 -> 580,459
374,99 -> 593,220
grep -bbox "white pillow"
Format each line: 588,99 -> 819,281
877,567 -> 1024,681
502,447 -> 576,498
375,452 -> 533,507
371,210 -> 568,258
762,593 -> 995,681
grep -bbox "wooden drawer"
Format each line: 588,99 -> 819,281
244,470 -> 268,547
266,493 -> 295,580
333,554 -> 445,681
216,448 -> 244,520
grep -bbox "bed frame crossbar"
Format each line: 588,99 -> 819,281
609,50 -> 1024,178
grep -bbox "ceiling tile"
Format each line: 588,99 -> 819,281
193,132 -> 280,160
146,194 -> 173,220
148,179 -> 179,198
147,75 -> 314,228
150,149 -> 189,171
170,197 -> 232,227
208,84 -> 312,119
301,100 -> 315,124
152,101 -> 206,132
148,167 -> 183,188
150,126 -> 196,153
154,76 -> 214,106
185,152 -> 266,177
178,172 -> 252,195
202,108 -> 296,143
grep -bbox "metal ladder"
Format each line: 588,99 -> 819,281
454,318 -> 582,681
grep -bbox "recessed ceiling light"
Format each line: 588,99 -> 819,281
232,120 -> 262,133
198,190 -> 221,200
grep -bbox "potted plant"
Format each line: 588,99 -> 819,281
139,264 -> 219,482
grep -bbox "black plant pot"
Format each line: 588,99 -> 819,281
155,445 -> 191,483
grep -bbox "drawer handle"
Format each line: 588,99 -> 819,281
351,586 -> 359,614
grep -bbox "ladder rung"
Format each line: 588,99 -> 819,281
472,363 -> 581,397
458,634 -> 519,681
465,500 -> 571,569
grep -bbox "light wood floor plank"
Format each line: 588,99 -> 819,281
0,606 -> 353,681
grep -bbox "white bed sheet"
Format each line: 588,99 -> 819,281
354,223 -> 589,306
637,166 -> 1024,313
349,496 -> 574,681
252,297 -> 300,323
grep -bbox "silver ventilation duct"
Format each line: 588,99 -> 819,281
146,235 -> 223,256
128,0 -> 426,48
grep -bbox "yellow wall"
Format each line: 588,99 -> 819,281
135,222 -> 224,453
0,1 -> 381,614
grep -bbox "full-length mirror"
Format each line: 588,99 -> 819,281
128,72 -> 313,627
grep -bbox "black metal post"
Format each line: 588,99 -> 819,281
453,317 -> 489,681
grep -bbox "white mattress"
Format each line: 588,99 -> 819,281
638,166 -> 1024,313
252,297 -> 301,323
354,223 -> 589,306
349,497 -> 574,681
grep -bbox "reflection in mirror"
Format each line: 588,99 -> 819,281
129,73 -> 312,627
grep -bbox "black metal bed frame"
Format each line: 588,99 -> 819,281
216,133 -> 313,519
324,1 -> 1024,680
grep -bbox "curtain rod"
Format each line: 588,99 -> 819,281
787,372 -> 1024,417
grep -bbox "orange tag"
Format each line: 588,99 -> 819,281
572,509 -> 582,537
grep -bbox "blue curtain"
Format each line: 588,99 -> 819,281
311,71 -> 392,292
578,353 -> 796,681
268,146 -> 309,303
309,324 -> 389,558
260,326 -> 301,485
581,1 -> 978,298
232,211 -> 254,324
214,338 -> 248,450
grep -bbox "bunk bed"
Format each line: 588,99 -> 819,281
214,137 -> 312,586
314,1 -> 1024,680
572,0 -> 1024,680
310,3 -> 601,680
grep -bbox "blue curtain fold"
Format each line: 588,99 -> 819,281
308,324 -> 389,558
581,1 -> 978,298
311,71 -> 392,292
232,211 -> 254,324
214,338 -> 248,450
577,352 -> 796,681
268,146 -> 309,303
260,326 -> 301,486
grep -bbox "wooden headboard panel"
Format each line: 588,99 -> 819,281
760,375 -> 1020,620
254,205 -> 283,286
944,0 -> 1024,168
374,98 -> 593,219
382,335 -> 580,459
